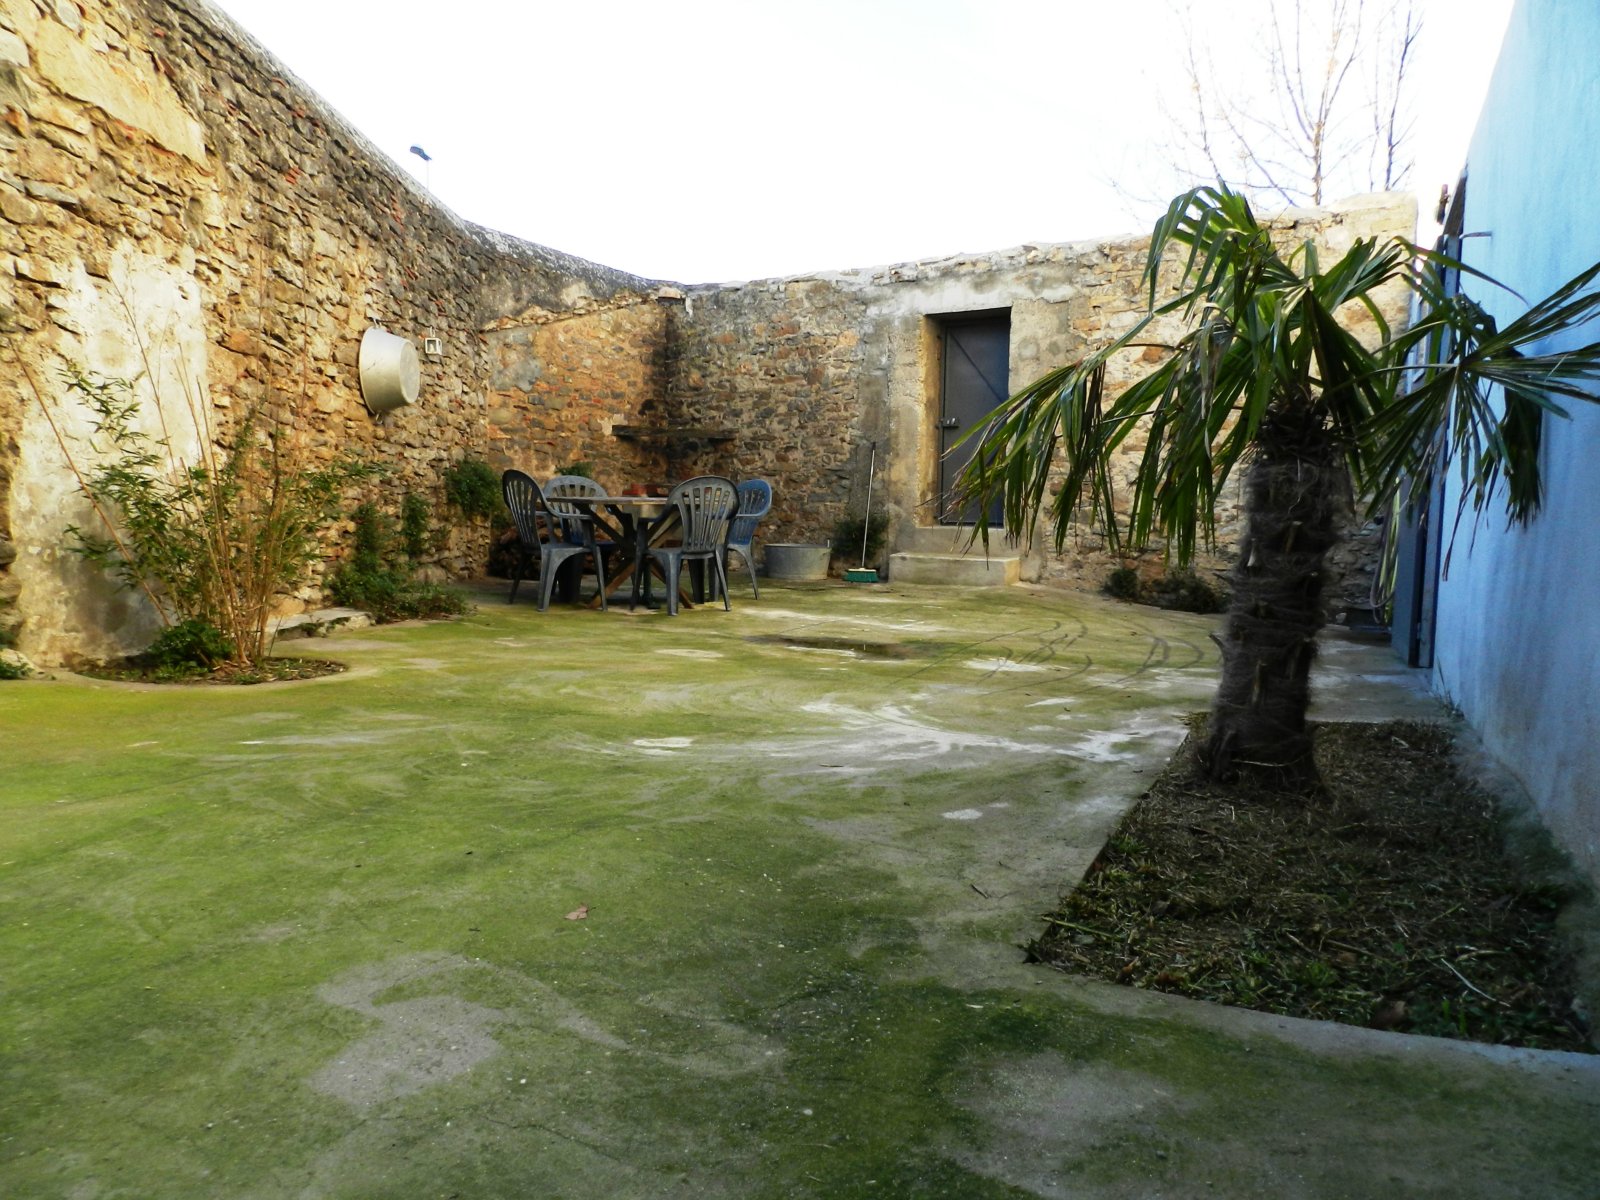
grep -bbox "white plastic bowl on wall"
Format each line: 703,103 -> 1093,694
358,327 -> 420,414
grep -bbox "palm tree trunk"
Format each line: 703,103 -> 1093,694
1204,411 -> 1344,783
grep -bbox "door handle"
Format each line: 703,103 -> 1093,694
940,417 -> 960,429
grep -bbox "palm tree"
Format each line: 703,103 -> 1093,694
957,185 -> 1600,781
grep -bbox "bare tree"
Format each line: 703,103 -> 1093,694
1136,0 -> 1420,210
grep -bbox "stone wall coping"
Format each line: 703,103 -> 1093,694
682,192 -> 1417,296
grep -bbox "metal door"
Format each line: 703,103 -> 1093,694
1391,177 -> 1466,666
938,313 -> 1010,524
1390,469 -> 1445,667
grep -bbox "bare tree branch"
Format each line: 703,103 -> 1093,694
1139,0 -> 1420,212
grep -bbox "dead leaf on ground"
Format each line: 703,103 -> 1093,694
564,904 -> 589,921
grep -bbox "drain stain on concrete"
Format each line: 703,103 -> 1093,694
963,657 -> 1051,673
791,699 -> 1074,764
746,635 -> 917,659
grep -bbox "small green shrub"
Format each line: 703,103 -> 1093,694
833,511 -> 889,567
556,461 -> 595,479
327,502 -> 468,623
146,618 -> 235,671
1150,570 -> 1227,613
1104,567 -> 1142,602
0,656 -> 27,681
1103,566 -> 1228,613
36,366 -> 371,665
400,491 -> 431,561
443,458 -> 502,519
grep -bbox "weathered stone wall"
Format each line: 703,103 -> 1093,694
663,194 -> 1415,614
0,0 -> 665,664
483,294 -> 675,489
664,280 -> 869,544
0,0 -> 1414,667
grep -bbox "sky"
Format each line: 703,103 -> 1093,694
203,0 -> 1518,284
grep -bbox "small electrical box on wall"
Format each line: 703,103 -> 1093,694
423,336 -> 443,359
358,327 -> 420,414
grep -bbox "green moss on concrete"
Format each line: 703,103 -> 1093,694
1,584 -> 1592,1198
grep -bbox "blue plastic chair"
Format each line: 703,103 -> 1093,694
544,475 -> 609,544
725,479 -> 772,598
545,474 -> 617,600
501,469 -> 608,611
646,476 -> 738,615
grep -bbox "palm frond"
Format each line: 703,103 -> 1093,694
1362,262 -> 1600,525
962,181 -> 1600,573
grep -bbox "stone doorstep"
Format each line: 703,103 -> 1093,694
895,524 -> 1030,556
269,607 -> 374,639
888,551 -> 1021,588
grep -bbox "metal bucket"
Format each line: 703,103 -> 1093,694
764,543 -> 831,581
358,328 -> 420,414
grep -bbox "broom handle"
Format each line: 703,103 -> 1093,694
860,441 -> 875,568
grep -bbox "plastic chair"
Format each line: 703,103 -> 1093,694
544,475 -> 608,543
646,476 -> 738,615
725,479 -> 772,599
501,469 -> 608,611
545,474 -> 617,600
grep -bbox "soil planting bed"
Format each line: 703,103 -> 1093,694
1031,719 -> 1594,1052
80,656 -> 347,685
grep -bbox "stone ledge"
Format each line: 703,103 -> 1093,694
888,552 -> 1020,588
270,608 -> 375,639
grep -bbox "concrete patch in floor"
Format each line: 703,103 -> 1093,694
950,1054 -> 1186,1198
310,953 -> 508,1110
310,952 -> 784,1113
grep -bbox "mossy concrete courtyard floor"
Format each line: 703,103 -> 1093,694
3,581 -> 1596,1199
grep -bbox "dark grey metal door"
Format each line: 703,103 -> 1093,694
1390,469 -> 1445,667
938,313 -> 1010,524
1392,179 -> 1465,666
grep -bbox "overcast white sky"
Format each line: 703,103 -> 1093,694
204,0 -> 1516,283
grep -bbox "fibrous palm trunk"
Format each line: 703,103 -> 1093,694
1204,408 -> 1344,782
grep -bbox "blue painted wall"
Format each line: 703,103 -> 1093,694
1436,0 -> 1600,882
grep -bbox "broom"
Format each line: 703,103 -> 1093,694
844,441 -> 880,583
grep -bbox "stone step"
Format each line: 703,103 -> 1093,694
889,551 -> 1020,587
895,524 -> 1025,556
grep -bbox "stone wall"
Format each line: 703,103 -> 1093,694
0,0 -> 666,664
483,292 -> 676,489
0,0 -> 1415,667
665,279 -> 870,545
661,193 -> 1415,611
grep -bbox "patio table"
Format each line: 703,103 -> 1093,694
554,494 -> 694,610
